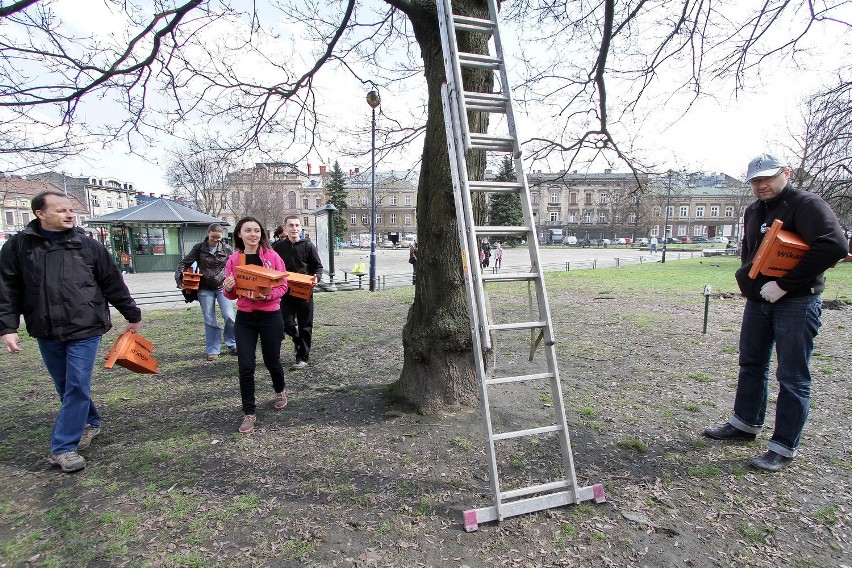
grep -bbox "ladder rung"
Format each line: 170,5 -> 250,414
469,133 -> 515,152
501,480 -> 572,501
474,225 -> 531,236
480,271 -> 540,283
492,424 -> 562,441
489,321 -> 547,332
485,372 -> 554,386
458,53 -> 501,70
467,181 -> 523,193
464,92 -> 508,113
453,14 -> 495,35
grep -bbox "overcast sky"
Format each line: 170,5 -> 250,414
6,2 -> 849,196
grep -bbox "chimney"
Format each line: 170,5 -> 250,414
354,167 -> 360,174
150,193 -> 155,197
319,165 -> 327,175
349,169 -> 353,177
307,163 -> 312,175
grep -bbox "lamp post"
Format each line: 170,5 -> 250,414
367,89 -> 381,291
661,169 -> 673,263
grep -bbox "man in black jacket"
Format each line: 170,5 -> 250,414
175,224 -> 236,361
272,215 -> 322,370
0,190 -> 142,473
703,153 -> 849,472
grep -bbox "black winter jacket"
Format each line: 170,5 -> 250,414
175,238 -> 233,290
0,222 -> 141,341
735,185 -> 849,301
272,238 -> 323,292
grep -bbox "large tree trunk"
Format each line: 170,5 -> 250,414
394,0 -> 491,411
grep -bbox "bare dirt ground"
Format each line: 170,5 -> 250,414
0,261 -> 849,567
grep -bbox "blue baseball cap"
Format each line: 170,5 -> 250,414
746,153 -> 787,182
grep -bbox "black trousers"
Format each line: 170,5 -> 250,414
281,294 -> 314,362
235,310 -> 285,415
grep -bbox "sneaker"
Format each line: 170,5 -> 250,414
274,391 -> 288,410
226,346 -> 238,356
290,360 -> 308,370
238,415 -> 256,434
77,425 -> 101,450
49,451 -> 86,473
207,353 -> 219,361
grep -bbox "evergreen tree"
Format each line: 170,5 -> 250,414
325,161 -> 348,243
489,156 -> 524,245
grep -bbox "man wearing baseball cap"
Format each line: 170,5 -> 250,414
703,152 -> 848,472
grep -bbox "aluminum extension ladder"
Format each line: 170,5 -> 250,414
436,0 -> 604,532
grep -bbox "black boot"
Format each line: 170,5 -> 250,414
703,423 -> 756,440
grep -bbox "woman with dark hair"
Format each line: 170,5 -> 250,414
222,217 -> 289,434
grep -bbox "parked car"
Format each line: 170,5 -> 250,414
663,237 -> 681,244
708,236 -> 729,244
691,236 -> 709,243
577,238 -> 593,248
634,237 -> 649,247
612,238 -> 628,245
563,235 -> 578,246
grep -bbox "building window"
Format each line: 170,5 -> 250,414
585,193 -> 592,205
303,216 -> 309,228
651,225 -> 659,237
288,192 -> 296,209
584,211 -> 592,223
599,193 -> 607,205
349,196 -> 356,206
404,213 -> 411,224
135,227 -> 167,255
694,226 -> 705,236
390,195 -> 397,206
390,213 -> 397,224
679,205 -> 689,217
696,206 -> 704,218
568,211 -> 576,223
315,198 -> 322,208
614,213 -> 622,223
725,206 -> 734,217
405,195 -> 412,206
107,198 -> 112,208
531,192 -> 540,204
21,212 -> 30,225
376,213 -> 382,225
653,206 -> 661,217
629,212 -> 637,224
711,206 -> 719,217
350,214 -> 356,225
598,212 -> 606,223
91,196 -> 100,207
303,198 -> 309,209
4,211 -> 14,226
549,192 -> 559,205
677,225 -> 687,237
361,196 -> 368,206
666,206 -> 674,217
549,211 -> 560,222
361,214 -> 368,225
570,192 -> 577,205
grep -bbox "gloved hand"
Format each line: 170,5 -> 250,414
760,281 -> 787,303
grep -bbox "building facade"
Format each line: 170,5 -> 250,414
27,172 -> 137,219
0,176 -> 90,244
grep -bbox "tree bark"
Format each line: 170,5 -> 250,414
393,0 -> 491,410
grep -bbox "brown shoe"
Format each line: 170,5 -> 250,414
238,415 -> 256,434
206,353 -> 219,361
274,391 -> 288,410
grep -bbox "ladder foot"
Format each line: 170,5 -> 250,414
463,509 -> 479,532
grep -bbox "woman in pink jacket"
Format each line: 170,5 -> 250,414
223,217 -> 289,434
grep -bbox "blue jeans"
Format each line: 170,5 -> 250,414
729,296 -> 822,457
37,336 -> 102,454
198,288 -> 236,355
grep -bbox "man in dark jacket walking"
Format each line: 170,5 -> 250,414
0,190 -> 142,473
703,153 -> 849,472
175,223 -> 236,361
272,215 -> 322,370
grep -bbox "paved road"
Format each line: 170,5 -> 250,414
121,245 -> 707,311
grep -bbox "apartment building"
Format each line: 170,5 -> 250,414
0,176 -> 89,243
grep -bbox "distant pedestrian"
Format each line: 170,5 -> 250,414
0,190 -> 141,472
703,153 -> 849,472
272,215 -> 322,371
494,243 -> 503,270
649,236 -> 658,254
481,238 -> 491,268
222,217 -> 289,434
409,240 -> 418,285
273,225 -> 285,242
175,223 -> 236,361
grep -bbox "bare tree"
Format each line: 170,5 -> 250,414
790,76 -> 852,231
166,139 -> 234,217
2,0 -> 849,410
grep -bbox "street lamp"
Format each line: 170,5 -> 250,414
367,89 -> 381,291
661,169 -> 673,263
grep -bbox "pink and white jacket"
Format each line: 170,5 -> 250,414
223,247 -> 288,312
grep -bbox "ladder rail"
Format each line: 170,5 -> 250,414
436,0 -> 473,151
